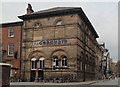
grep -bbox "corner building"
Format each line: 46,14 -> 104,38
19,5 -> 101,82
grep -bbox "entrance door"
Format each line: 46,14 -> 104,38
38,70 -> 44,79
30,70 -> 36,82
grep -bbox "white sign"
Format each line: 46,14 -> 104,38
52,62 -> 56,66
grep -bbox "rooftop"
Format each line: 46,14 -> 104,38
0,21 -> 23,28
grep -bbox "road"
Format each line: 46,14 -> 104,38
91,77 -> 120,85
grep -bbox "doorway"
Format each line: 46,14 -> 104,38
30,70 -> 36,82
38,70 -> 44,79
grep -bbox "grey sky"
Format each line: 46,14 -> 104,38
0,1 -> 118,62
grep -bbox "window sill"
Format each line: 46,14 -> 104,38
8,36 -> 14,38
8,55 -> 13,57
61,66 -> 67,68
31,69 -> 37,70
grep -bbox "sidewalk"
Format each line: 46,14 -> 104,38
10,80 -> 98,86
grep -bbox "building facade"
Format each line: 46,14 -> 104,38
95,43 -> 104,79
0,22 -> 23,79
110,58 -> 116,73
18,4 -> 103,82
0,4 -> 104,82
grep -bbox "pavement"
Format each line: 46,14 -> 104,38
10,80 -> 97,86
91,77 -> 119,85
10,78 -> 120,87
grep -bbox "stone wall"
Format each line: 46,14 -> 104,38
21,13 -> 103,81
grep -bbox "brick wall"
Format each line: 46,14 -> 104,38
2,22 -> 22,79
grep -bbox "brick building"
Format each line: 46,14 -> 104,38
0,21 -> 23,79
18,4 -> 104,82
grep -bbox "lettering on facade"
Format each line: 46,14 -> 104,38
31,39 -> 67,46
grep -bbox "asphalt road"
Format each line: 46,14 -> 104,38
91,77 -> 120,85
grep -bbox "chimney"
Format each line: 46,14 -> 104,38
27,3 -> 34,14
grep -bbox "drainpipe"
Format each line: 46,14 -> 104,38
20,23 -> 23,80
83,31 -> 86,82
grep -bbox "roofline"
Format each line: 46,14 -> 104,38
18,8 -> 99,38
0,21 -> 23,28
77,9 -> 99,38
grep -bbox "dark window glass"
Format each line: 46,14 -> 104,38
35,61 -> 37,68
32,61 -> 34,69
61,56 -> 67,67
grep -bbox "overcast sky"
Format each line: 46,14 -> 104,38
0,1 -> 119,62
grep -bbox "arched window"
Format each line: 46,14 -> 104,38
31,58 -> 37,69
52,56 -> 58,68
55,20 -> 63,25
39,57 -> 44,69
61,55 -> 67,67
34,23 -> 42,28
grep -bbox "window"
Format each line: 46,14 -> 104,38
31,58 -> 37,69
61,55 -> 67,67
34,23 -> 42,28
39,57 -> 44,69
9,28 -> 14,37
8,44 -> 14,56
56,20 -> 63,25
52,56 -> 58,69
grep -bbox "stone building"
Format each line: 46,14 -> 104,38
95,44 -> 104,79
18,4 -> 103,82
